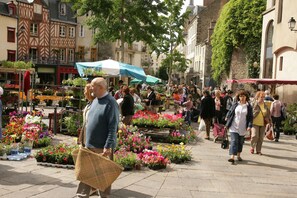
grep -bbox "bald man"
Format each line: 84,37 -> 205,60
76,77 -> 119,198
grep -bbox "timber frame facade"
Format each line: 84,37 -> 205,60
14,0 -> 79,85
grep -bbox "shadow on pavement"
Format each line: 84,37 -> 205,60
262,144 -> 296,153
262,154 -> 297,162
0,163 -> 76,188
239,159 -> 297,172
111,189 -> 153,198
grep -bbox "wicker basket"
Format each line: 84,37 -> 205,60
72,147 -> 123,191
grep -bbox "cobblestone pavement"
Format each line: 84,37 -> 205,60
1,110 -> 297,197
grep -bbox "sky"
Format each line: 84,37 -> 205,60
182,0 -> 204,13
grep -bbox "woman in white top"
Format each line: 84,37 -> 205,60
225,90 -> 253,164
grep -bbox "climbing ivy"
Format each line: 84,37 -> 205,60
211,0 -> 265,82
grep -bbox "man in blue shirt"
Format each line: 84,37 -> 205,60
76,77 -> 119,198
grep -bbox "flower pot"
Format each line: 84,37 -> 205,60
135,164 -> 141,170
148,164 -> 166,170
123,166 -> 133,171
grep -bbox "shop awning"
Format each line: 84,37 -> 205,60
226,78 -> 297,85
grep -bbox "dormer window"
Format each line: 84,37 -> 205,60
8,4 -> 16,15
60,3 -> 66,16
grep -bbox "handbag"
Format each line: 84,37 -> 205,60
221,139 -> 229,149
265,124 -> 275,141
221,128 -> 229,149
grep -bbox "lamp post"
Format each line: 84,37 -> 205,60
288,17 -> 297,32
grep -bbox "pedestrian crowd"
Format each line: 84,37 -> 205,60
75,77 -> 287,197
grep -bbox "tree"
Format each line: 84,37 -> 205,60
157,65 -> 168,81
211,0 -> 265,82
150,0 -> 191,85
67,0 -> 168,62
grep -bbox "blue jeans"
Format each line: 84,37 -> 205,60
229,132 -> 245,155
184,110 -> 191,125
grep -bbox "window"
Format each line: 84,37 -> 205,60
8,6 -> 16,15
79,25 -> 84,37
60,3 -> 66,15
279,56 -> 283,71
59,26 -> 66,37
59,49 -> 66,62
30,23 -> 38,36
7,27 -> 15,42
29,48 -> 38,61
91,48 -> 97,61
68,49 -> 74,62
69,27 -> 75,38
277,0 -> 283,23
92,28 -> 96,36
7,50 -> 16,61
264,21 -> 274,78
77,46 -> 84,61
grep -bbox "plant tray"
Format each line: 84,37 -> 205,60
36,162 -> 75,169
0,153 -> 30,161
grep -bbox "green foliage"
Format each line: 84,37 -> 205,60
282,103 -> 297,133
149,0 -> 191,83
114,149 -> 140,169
157,143 -> 192,164
156,65 -> 168,81
72,77 -> 87,87
83,68 -> 106,77
1,61 -> 33,69
63,113 -> 83,136
67,0 -> 167,46
160,50 -> 190,74
211,0 -> 265,82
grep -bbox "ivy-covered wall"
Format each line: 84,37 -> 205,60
211,0 -> 266,82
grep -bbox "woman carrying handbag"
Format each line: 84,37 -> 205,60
225,90 -> 253,164
250,91 -> 272,155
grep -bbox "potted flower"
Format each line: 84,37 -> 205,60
156,143 -> 192,164
138,150 -> 170,170
167,130 -> 188,144
114,149 -> 140,171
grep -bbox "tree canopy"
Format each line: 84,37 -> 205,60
67,0 -> 167,44
211,0 -> 265,81
150,0 -> 191,84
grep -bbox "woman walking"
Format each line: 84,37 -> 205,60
200,90 -> 215,140
225,90 -> 253,164
250,91 -> 272,155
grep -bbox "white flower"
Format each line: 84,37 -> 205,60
25,114 -> 41,124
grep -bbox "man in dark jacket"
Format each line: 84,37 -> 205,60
121,86 -> 134,125
200,90 -> 216,140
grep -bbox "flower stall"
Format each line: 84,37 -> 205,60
132,110 -> 197,144
0,111 -> 52,160
132,110 -> 183,129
